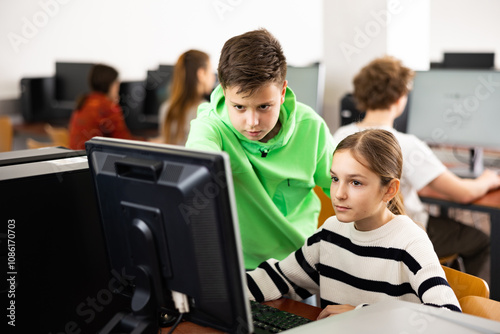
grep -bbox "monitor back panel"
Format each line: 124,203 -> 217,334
0,154 -> 128,333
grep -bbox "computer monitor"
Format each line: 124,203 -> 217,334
406,69 -> 500,177
339,93 -> 409,133
443,52 -> 495,69
286,63 -> 325,115
85,137 -> 252,334
55,62 -> 94,109
144,65 -> 175,119
0,149 -> 129,333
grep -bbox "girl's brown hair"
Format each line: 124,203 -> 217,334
353,55 -> 414,111
163,50 -> 210,144
335,129 -> 405,215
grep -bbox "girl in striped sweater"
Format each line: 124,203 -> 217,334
246,129 -> 461,319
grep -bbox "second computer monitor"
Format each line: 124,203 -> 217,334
86,137 -> 252,333
407,69 -> 500,149
286,63 -> 325,115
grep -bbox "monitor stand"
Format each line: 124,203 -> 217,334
450,147 -> 484,179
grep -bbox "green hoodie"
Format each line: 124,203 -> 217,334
186,85 -> 335,269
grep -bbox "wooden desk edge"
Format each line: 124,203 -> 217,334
418,186 -> 500,209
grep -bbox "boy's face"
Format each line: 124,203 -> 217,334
224,81 -> 286,142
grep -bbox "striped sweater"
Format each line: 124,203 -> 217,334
246,215 -> 461,312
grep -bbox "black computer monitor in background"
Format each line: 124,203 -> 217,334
86,137 -> 252,334
144,65 -> 175,120
443,52 -> 495,69
55,62 -> 94,109
406,69 -> 500,177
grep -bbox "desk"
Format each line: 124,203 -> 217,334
161,298 -> 321,333
286,299 -> 500,333
418,187 -> 500,301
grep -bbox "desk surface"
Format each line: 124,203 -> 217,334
160,299 -> 321,333
418,186 -> 500,209
286,299 -> 500,334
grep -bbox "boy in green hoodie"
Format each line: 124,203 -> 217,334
186,28 -> 335,269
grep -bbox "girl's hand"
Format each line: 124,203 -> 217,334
317,304 -> 355,320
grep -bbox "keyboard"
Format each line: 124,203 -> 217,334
250,300 -> 312,333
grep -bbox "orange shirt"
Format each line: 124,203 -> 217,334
69,93 -> 133,150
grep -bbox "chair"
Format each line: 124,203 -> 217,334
459,295 -> 500,322
442,265 -> 489,301
314,186 -> 335,228
0,116 -> 13,152
439,253 -> 465,272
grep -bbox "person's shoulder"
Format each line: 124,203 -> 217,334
391,215 -> 432,245
332,123 -> 358,142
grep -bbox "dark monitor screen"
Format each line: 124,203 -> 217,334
86,137 -> 252,333
443,52 -> 495,69
144,65 -> 174,117
55,62 -> 94,106
0,151 -> 129,333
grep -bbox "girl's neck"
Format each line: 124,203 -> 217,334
353,207 -> 396,231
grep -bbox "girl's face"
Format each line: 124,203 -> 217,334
225,81 -> 286,142
330,150 -> 396,231
108,80 -> 120,104
198,60 -> 216,96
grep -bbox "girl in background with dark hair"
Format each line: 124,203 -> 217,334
158,49 -> 215,145
246,129 -> 461,318
69,63 -> 133,150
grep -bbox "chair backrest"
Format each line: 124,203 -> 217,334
314,186 -> 335,227
0,116 -> 13,152
442,265 -> 490,300
459,295 -> 500,322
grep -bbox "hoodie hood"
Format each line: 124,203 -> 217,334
201,84 -> 298,156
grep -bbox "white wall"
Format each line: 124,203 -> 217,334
2,0 -> 500,133
322,0 -> 500,133
0,0 -> 323,100
429,0 -> 500,66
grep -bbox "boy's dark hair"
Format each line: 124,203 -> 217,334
89,64 -> 119,94
353,56 -> 414,111
217,28 -> 287,95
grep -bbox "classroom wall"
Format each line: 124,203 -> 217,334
0,0 -> 323,111
1,0 -> 500,134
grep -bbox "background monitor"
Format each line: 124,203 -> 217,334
406,69 -> 500,176
55,62 -> 94,108
338,92 -> 409,133
286,62 -> 325,115
144,65 -> 174,120
86,137 -> 252,333
443,52 -> 495,69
